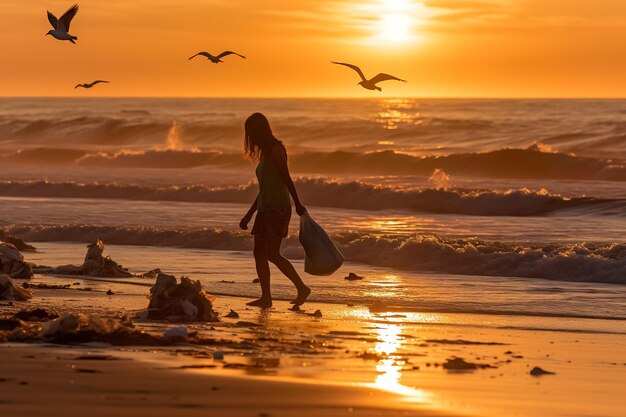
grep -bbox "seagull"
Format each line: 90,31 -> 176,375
75,80 -> 109,89
331,61 -> 406,91
188,51 -> 246,63
46,4 -> 79,44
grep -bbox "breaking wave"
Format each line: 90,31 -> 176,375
1,146 -> 625,181
4,224 -> 626,284
0,178 -> 624,217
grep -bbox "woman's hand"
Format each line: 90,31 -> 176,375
239,213 -> 253,230
295,203 -> 307,216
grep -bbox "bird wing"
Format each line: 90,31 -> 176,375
89,80 -> 110,87
370,73 -> 406,85
74,84 -> 82,89
332,61 -> 367,82
58,4 -> 79,32
189,52 -> 211,60
217,51 -> 246,59
47,11 -> 58,29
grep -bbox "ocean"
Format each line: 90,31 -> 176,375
1,97 -> 625,321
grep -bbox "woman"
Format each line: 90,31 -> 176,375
239,113 -> 311,308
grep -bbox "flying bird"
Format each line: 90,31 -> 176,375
188,51 -> 246,63
46,4 -> 79,44
75,80 -> 109,89
331,61 -> 406,91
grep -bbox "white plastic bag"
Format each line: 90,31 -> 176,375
299,213 -> 344,275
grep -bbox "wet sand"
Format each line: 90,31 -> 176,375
0,344 -> 447,417
1,275 -> 625,417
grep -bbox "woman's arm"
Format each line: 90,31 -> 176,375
270,146 -> 307,215
239,194 -> 258,230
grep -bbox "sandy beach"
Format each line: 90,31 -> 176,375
1,267 -> 625,417
3,0 -> 626,414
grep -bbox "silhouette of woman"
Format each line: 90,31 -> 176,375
239,113 -> 310,308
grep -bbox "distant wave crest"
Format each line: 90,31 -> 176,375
2,146 -> 625,181
0,178 -> 623,217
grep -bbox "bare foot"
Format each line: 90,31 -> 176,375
291,286 -> 311,306
246,297 -> 273,308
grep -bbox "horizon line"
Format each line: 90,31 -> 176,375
1,96 -> 626,100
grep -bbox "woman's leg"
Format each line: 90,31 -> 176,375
266,236 -> 311,306
247,235 -> 273,308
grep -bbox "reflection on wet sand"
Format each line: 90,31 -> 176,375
371,320 -> 431,402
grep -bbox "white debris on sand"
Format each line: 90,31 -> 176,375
163,326 -> 189,341
147,273 -> 218,322
0,242 -> 34,279
53,239 -> 133,278
0,274 -> 33,301
6,312 -> 167,346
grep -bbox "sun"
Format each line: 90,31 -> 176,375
379,13 -> 412,42
371,0 -> 427,44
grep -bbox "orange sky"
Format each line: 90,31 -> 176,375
1,0 -> 626,97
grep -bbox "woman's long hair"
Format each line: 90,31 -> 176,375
244,113 -> 285,161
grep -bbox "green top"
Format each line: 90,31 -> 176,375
256,145 -> 291,212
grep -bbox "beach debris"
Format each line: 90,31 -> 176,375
22,282 -> 71,290
344,272 -> 364,281
140,268 -> 162,279
358,351 -> 383,361
41,314 -> 124,337
213,351 -> 225,361
106,289 -> 114,296
252,278 -> 260,283
14,308 -> 59,322
32,266 -> 54,274
219,280 -> 236,284
312,309 -> 323,317
75,368 -> 100,373
329,330 -> 369,336
225,309 -> 239,319
179,364 -> 217,370
0,243 -> 34,279
7,313 -> 167,346
236,321 -> 261,328
164,326 -> 188,341
53,239 -> 133,278
0,318 -> 24,331
530,366 -> 556,376
426,339 -> 507,346
442,357 -> 495,371
147,273 -> 218,322
0,274 -> 33,301
0,232 -> 36,252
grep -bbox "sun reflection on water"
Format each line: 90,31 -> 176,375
375,98 -> 422,130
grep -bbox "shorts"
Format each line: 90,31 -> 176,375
251,206 -> 292,238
